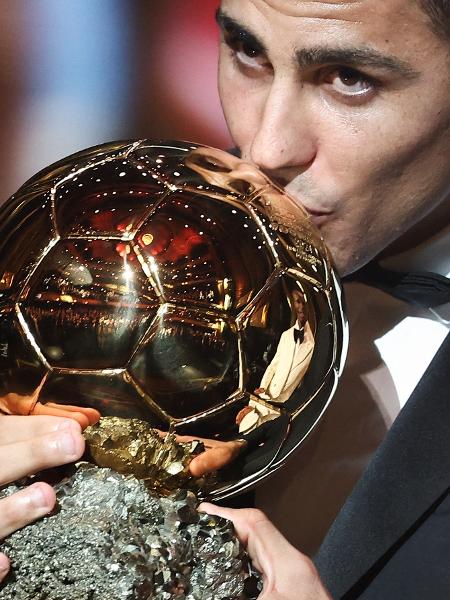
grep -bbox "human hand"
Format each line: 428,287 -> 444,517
156,431 -> 246,477
0,415 -> 86,582
235,406 -> 254,426
254,388 -> 266,396
30,400 -> 100,429
198,504 -> 332,600
0,379 -> 100,429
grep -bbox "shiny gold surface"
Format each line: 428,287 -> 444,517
0,139 -> 347,498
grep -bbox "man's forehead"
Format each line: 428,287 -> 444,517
219,0 -> 440,69
221,0 -> 422,28
254,0 -> 365,19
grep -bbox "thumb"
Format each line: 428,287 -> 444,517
0,553 -> 10,582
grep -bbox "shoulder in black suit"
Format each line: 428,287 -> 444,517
315,333 -> 450,599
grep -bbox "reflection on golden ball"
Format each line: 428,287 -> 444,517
0,140 -> 346,497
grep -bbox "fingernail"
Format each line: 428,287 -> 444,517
28,484 -> 50,509
57,419 -> 72,431
56,419 -> 78,432
57,431 -> 77,457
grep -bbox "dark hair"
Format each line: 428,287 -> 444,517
418,0 -> 450,37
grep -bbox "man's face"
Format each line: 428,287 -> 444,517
292,290 -> 306,325
217,0 -> 450,274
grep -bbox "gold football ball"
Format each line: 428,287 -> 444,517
0,140 -> 347,497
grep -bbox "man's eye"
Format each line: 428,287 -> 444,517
223,32 -> 268,69
324,67 -> 375,97
240,40 -> 260,58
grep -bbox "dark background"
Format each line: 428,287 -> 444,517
0,0 -> 229,204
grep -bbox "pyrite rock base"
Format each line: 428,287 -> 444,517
0,464 -> 261,600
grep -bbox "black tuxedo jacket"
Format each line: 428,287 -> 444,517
314,332 -> 450,599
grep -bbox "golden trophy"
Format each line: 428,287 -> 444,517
0,140 -> 347,599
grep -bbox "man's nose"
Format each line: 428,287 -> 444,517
248,79 -> 316,174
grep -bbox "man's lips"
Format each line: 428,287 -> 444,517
262,173 -> 334,226
275,183 -> 334,222
296,204 -> 334,227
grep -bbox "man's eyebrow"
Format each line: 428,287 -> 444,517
214,9 -> 419,79
296,47 -> 420,78
215,9 -> 267,55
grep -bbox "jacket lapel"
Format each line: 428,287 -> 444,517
315,332 -> 450,598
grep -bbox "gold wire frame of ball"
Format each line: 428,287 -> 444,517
0,140 -> 347,499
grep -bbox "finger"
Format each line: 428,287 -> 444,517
31,404 -> 91,429
189,442 -> 241,477
0,482 -> 56,539
154,429 -> 168,439
236,407 -> 252,425
199,502 -> 238,521
155,430 -> 197,443
0,421 -> 85,484
31,404 -> 90,429
198,502 -> 257,535
199,504 -> 332,599
0,553 -> 10,582
0,415 -> 79,445
177,434 -> 210,445
198,504 -> 273,579
44,403 -> 101,426
198,505 -> 270,556
155,429 -> 218,449
190,448 -> 226,476
198,503 -> 265,573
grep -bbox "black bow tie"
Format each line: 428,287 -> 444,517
294,328 -> 304,344
346,262 -> 450,309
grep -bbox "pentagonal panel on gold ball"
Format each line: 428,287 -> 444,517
0,139 -> 347,499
